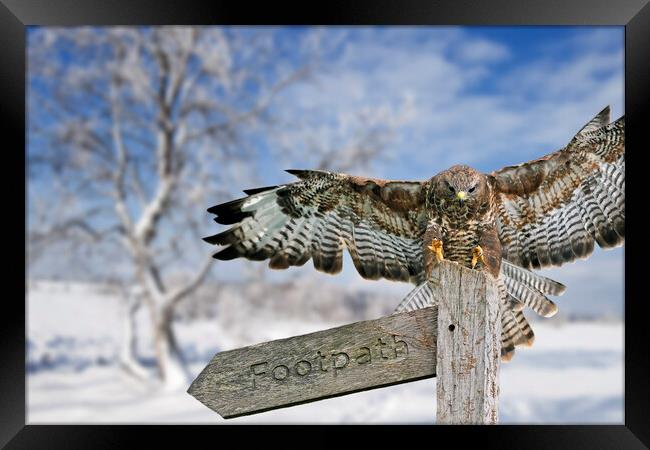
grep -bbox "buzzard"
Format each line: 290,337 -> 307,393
204,106 -> 625,361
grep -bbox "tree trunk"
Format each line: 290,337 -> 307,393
153,307 -> 190,390
119,292 -> 150,381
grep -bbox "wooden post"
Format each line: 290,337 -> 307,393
434,261 -> 501,424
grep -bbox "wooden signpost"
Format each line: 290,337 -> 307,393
434,261 -> 500,424
188,260 -> 501,424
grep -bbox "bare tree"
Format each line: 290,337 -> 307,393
27,26 -> 414,389
270,92 -> 416,174
28,26 -> 312,388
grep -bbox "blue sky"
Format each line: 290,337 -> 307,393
28,26 -> 625,318
256,26 -> 625,319
261,26 -> 623,182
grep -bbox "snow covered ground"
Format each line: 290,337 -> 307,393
27,281 -> 624,424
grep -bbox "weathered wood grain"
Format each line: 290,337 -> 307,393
434,261 -> 501,424
188,307 -> 437,418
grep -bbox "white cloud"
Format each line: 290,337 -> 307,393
273,27 -> 622,178
499,50 -> 623,102
456,39 -> 510,63
568,27 -> 624,53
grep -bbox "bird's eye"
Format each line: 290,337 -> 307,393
446,182 -> 455,192
468,185 -> 476,193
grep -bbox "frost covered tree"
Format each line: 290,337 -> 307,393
28,26 -> 312,387
27,26 -> 412,388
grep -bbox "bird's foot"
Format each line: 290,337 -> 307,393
427,238 -> 444,262
471,245 -> 485,269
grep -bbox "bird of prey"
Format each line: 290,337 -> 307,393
204,106 -> 624,361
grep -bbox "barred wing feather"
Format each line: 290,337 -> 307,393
204,169 -> 428,284
492,106 -> 625,270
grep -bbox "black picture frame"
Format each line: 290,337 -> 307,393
3,0 -> 648,447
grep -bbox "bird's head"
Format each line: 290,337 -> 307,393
429,165 -> 488,217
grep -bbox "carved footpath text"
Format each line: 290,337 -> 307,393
249,334 -> 409,389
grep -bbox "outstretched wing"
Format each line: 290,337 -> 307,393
204,169 -> 428,283
491,106 -> 625,270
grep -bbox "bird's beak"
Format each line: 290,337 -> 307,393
456,191 -> 467,201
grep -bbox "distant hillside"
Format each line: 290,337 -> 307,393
176,277 -> 400,323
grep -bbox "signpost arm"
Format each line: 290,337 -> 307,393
187,307 -> 437,419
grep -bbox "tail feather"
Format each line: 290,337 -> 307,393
504,277 -> 559,317
394,260 -> 565,362
506,293 -> 525,312
501,259 -> 566,295
500,303 -> 517,361
501,259 -> 563,318
512,310 -> 535,347
394,281 -> 437,313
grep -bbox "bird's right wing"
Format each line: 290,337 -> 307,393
204,169 -> 429,284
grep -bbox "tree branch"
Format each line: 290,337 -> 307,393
109,80 -> 135,237
132,38 -> 183,245
132,132 -> 176,244
165,253 -> 213,309
180,64 -> 312,146
28,207 -> 105,245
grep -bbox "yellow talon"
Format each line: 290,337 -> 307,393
471,245 -> 485,269
427,238 -> 444,262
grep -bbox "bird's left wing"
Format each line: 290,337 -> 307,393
491,106 -> 624,270
204,169 -> 428,283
